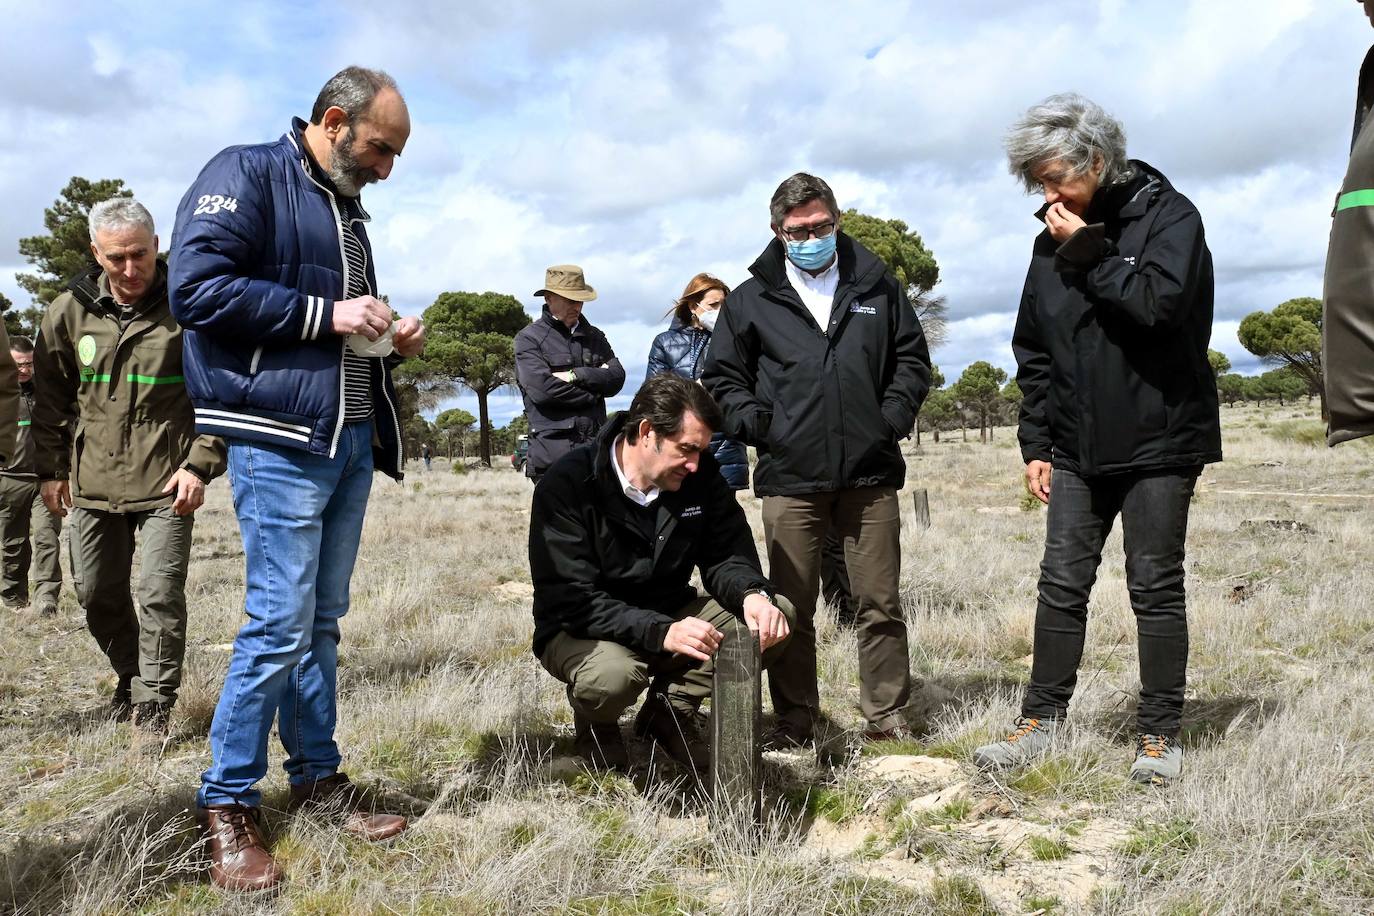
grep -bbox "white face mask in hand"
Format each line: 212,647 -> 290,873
348,322 -> 396,357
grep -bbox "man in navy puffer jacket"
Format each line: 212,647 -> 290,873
168,66 -> 423,893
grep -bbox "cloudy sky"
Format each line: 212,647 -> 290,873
1,0 -> 1364,425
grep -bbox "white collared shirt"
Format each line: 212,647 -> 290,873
784,254 -> 840,334
610,435 -> 660,507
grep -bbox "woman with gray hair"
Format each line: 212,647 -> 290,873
972,94 -> 1220,786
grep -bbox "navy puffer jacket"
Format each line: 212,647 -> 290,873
168,118 -> 405,478
646,317 -> 749,490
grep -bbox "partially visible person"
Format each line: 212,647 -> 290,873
516,265 -> 625,482
421,442 -> 432,471
645,273 -> 748,490
0,337 -> 62,616
1355,0 -> 1374,148
34,198 -> 226,733
701,172 -> 931,748
973,94 -> 1219,786
530,373 -> 793,777
1325,1 -> 1374,442
170,65 -> 421,893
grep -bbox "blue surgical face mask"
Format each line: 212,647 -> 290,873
785,233 -> 837,271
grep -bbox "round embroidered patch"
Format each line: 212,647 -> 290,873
77,334 -> 97,367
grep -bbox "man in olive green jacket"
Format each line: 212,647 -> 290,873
0,336 -> 63,615
33,198 -> 226,730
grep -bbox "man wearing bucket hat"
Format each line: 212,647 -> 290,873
515,264 -> 626,481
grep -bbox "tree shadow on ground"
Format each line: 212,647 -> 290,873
0,788 -> 205,916
1092,694 -> 1283,748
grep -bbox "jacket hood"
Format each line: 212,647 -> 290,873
1033,159 -> 1170,224
66,260 -> 169,312
748,231 -> 889,296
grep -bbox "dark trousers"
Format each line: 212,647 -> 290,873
1022,467 -> 1198,736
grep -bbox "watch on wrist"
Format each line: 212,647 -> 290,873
744,588 -> 773,604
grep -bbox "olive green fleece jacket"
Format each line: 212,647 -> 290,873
33,263 -> 226,512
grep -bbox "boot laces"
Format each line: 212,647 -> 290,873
220,807 -> 261,853
1139,734 -> 1171,759
1006,717 -> 1041,743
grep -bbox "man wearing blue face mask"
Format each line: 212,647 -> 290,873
701,172 -> 932,748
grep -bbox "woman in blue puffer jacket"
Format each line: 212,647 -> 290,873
645,273 -> 749,490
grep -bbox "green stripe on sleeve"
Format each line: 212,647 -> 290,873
1336,189 -> 1374,211
126,373 -> 185,385
16,420 -> 30,427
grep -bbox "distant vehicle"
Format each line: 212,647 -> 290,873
511,435 -> 529,473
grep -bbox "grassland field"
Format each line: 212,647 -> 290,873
1,402 -> 1371,915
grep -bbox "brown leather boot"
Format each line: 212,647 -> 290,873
197,804 -> 284,892
287,773 -> 407,841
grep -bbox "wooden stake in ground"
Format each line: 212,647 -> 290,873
710,616 -> 761,828
913,488 -> 931,529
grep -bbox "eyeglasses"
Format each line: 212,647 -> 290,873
779,221 -> 836,242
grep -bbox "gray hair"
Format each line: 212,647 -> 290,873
88,198 -> 155,241
310,66 -> 400,125
1004,93 -> 1135,193
769,172 -> 840,227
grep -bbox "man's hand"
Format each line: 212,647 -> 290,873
663,617 -> 723,662
1044,203 -> 1086,243
41,480 -> 71,517
552,370 -> 577,383
162,469 -> 206,516
743,592 -> 790,651
392,315 -> 426,357
332,295 -> 393,341
1025,459 -> 1053,504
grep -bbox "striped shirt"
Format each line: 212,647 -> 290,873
339,199 -> 375,423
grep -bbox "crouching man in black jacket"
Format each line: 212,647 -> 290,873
530,374 -> 793,778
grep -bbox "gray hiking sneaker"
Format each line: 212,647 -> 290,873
972,716 -> 1059,769
1130,734 -> 1183,785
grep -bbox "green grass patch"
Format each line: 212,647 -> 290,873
784,785 -> 865,824
566,885 -> 700,915
1027,834 -> 1072,861
859,737 -> 925,757
930,874 -> 998,915
1023,894 -> 1062,913
1118,818 -> 1200,880
1009,755 -> 1119,803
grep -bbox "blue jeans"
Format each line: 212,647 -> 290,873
1023,467 -> 1199,736
199,422 -> 374,808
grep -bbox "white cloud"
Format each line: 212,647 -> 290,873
1,0 -> 1365,410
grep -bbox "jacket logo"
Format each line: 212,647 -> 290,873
849,304 -> 877,315
1123,256 -> 1137,265
680,506 -> 703,518
77,335 -> 97,366
193,194 -> 240,216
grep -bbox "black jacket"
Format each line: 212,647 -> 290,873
1356,45 -> 1374,151
529,412 -> 771,658
515,310 -> 625,476
1012,161 -> 1221,477
646,319 -> 749,489
700,233 -> 931,497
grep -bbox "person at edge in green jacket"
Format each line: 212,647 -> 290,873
32,197 -> 226,734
